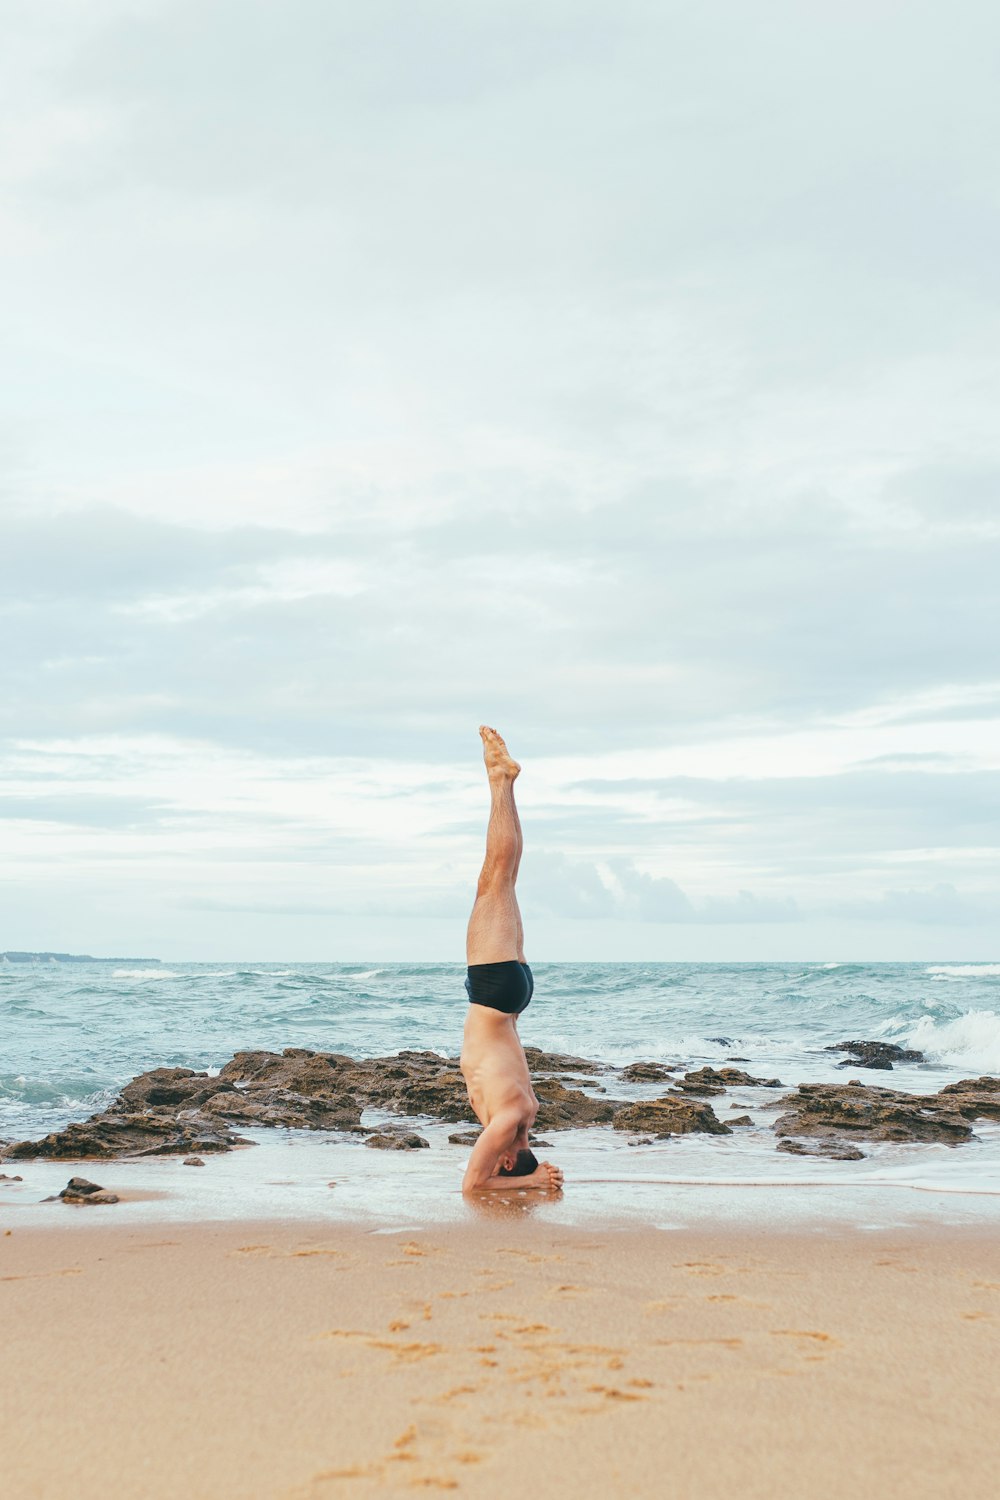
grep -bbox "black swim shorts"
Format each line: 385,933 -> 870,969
465,960 -> 534,1016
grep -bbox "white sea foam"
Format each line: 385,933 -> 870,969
349,969 -> 383,981
111,968 -> 179,980
903,1009 -> 1000,1072
927,964 -> 1000,979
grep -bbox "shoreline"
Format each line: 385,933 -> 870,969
4,1217 -> 999,1499
5,1119 -> 1000,1235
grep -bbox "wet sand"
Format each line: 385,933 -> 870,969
3,1218 -> 998,1499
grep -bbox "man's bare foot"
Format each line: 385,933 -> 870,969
480,725 -> 520,781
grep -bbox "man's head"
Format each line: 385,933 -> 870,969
496,1147 -> 539,1178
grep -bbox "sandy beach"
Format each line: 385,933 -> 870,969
3,1217 -> 998,1500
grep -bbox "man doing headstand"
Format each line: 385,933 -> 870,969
460,726 -> 564,1195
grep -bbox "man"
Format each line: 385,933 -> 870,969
459,726 -> 564,1195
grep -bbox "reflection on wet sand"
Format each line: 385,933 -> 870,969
464,1189 -> 565,1222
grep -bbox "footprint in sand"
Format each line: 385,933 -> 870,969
1,1267 -> 83,1282
770,1329 -> 840,1345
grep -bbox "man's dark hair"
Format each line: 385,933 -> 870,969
497,1148 -> 539,1178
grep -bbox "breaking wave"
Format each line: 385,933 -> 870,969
111,968 -> 179,980
927,964 -> 1000,980
902,1010 -> 1000,1073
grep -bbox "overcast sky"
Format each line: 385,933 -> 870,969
2,1 -> 998,961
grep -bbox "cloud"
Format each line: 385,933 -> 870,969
836,884 -> 994,926
2,2 -> 999,957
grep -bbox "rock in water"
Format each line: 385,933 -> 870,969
773,1082 -> 972,1144
824,1040 -> 925,1070
677,1067 -> 782,1095
619,1062 -> 677,1082
59,1176 -> 119,1204
364,1131 -> 430,1150
522,1047 -> 600,1074
532,1078 -> 616,1129
613,1095 -> 731,1137
2,1115 -> 247,1161
776,1138 -> 866,1161
935,1078 -> 1000,1121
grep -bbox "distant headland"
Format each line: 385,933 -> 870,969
0,951 -> 162,965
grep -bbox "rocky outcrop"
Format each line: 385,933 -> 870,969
523,1047 -> 599,1075
2,1113 -> 247,1161
935,1077 -> 1000,1121
117,1067 -> 238,1111
364,1130 -> 429,1150
57,1176 -> 120,1204
533,1077 -> 616,1129
776,1138 -> 866,1161
612,1095 -> 731,1137
773,1081 -> 973,1144
9,1043 -> 985,1164
676,1067 -> 782,1095
824,1040 -> 925,1070
619,1062 -> 677,1083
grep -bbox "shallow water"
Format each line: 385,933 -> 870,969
2,959 -> 999,1229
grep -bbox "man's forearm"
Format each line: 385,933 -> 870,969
472,1173 -> 550,1192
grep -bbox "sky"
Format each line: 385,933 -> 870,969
1,0 -> 998,962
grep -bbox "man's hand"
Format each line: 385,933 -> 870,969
469,1159 -> 565,1193
525,1161 -> 564,1191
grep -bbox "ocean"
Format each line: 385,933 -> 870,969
3,959 -> 1000,1230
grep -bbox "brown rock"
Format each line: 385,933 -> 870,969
219,1048 -> 356,1094
619,1062 -> 677,1083
2,1114 -> 247,1161
677,1067 -> 782,1095
198,1087 -> 361,1131
728,1115 -> 754,1126
58,1176 -> 120,1204
824,1040 -> 925,1070
182,1156 -> 205,1166
0,1173 -> 23,1182
777,1138 -> 866,1161
118,1067 -> 237,1111
936,1078 -> 1000,1121
448,1131 -> 481,1145
773,1082 -> 972,1144
523,1047 -> 600,1074
533,1077 -> 616,1129
364,1131 -> 430,1150
613,1095 -> 731,1137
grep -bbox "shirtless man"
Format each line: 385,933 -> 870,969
459,726 -> 564,1196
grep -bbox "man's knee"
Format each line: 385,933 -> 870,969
476,866 -> 514,900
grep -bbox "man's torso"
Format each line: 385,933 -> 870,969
460,1006 -> 537,1128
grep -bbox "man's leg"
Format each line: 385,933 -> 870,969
466,727 -> 527,966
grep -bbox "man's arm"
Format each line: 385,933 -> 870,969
461,1115 -> 520,1194
463,1117 -> 564,1194
474,1161 -> 564,1193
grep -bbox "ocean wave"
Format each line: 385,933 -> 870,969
927,964 -> 1000,979
902,1009 -> 1000,1072
111,968 -> 179,980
